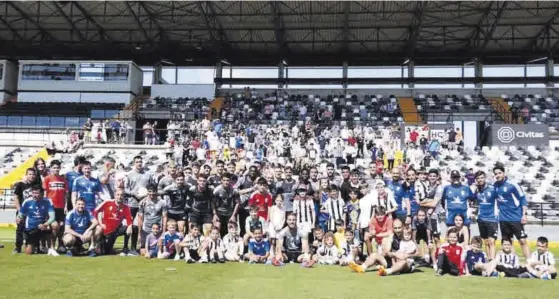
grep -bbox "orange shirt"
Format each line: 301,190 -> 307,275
43,174 -> 67,209
369,215 -> 393,245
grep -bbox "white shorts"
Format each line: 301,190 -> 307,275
268,227 -> 283,239
298,222 -> 312,235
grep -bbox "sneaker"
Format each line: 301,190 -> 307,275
174,254 -> 181,261
47,248 -> 59,257
66,250 -> 73,257
88,250 -> 97,257
186,259 -> 195,264
348,261 -> 364,274
541,272 -> 551,280
272,259 -> 284,267
56,245 -> 67,254
239,259 -> 245,263
127,250 -> 139,257
12,248 -> 21,254
265,260 -> 273,265
378,266 -> 387,276
210,258 -> 217,264
301,260 -> 316,268
200,257 -> 209,264
490,271 -> 499,277
436,269 -> 444,276
120,248 -> 129,257
248,260 -> 256,264
219,258 -> 226,263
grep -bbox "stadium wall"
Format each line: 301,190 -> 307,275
0,60 -> 17,99
151,84 -> 215,99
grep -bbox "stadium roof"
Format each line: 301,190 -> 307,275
0,1 -> 559,66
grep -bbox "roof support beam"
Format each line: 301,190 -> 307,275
468,2 -> 495,47
271,1 -> 288,58
7,2 -> 59,41
342,1 -> 350,58
0,14 -> 23,40
53,2 -> 86,41
527,8 -> 559,50
125,1 -> 152,44
406,1 -> 427,58
72,1 -> 113,42
196,1 -> 229,54
138,1 -> 166,41
479,1 -> 508,51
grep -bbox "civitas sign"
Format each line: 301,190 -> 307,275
491,124 -> 549,146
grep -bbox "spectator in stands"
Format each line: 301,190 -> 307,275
521,106 -> 530,123
83,118 -> 93,143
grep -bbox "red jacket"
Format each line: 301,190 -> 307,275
94,200 -> 133,235
437,243 -> 464,275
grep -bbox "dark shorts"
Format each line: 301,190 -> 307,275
500,221 -> 527,241
429,219 -> 440,238
189,249 -> 201,261
168,212 -> 188,222
478,220 -> 498,240
54,208 -> 66,223
284,251 -> 302,263
24,229 -> 50,247
415,229 -> 428,243
470,269 -> 483,276
189,213 -> 212,226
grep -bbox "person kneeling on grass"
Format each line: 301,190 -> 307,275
348,219 -> 415,275
245,227 -> 271,264
435,227 -> 464,276
63,197 -> 103,257
17,185 -> 58,256
95,188 -> 133,255
527,236 -> 557,280
157,220 -> 183,260
144,223 -> 162,259
177,224 -> 204,263
275,213 -> 314,267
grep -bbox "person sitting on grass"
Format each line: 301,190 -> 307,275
365,206 -> 393,255
144,223 -> 162,259
63,197 -> 103,257
310,227 -> 325,258
223,221 -> 244,262
243,205 -> 268,246
527,236 -> 557,280
245,227 -> 271,264
378,228 -> 417,276
339,230 -> 361,266
17,185 -> 57,256
435,227 -> 464,276
276,213 -> 313,267
464,236 -> 499,277
348,219 -> 413,275
178,224 -> 204,263
315,232 -> 339,265
494,238 -> 530,278
157,220 -> 183,260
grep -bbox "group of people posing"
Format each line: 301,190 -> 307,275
10,151 -> 556,279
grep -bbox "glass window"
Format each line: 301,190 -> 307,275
143,71 -> 153,86
91,110 -> 105,119
348,67 -> 403,78
162,67 -> 177,84
104,64 -> 129,81
554,65 -> 559,76
0,64 -> 3,80
36,116 -> 50,127
78,117 -> 88,127
0,116 -> 7,127
78,63 -> 104,81
21,63 -> 76,80
177,67 -> 215,84
231,67 -> 278,78
288,67 -> 342,78
527,65 -> 545,77
7,116 -> 21,126
415,66 -> 461,78
483,65 -> 524,77
50,117 -> 65,127
104,110 -> 119,118
65,117 -> 80,127
463,66 -> 475,78
21,116 -> 35,127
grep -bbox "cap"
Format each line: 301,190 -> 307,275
450,170 -> 461,178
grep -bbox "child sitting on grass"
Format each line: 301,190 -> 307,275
494,238 -> 530,278
223,222 -> 244,262
315,232 -> 339,265
435,227 -> 463,276
178,224 -> 204,263
201,226 -> 225,263
158,220 -> 183,260
527,236 -> 557,280
144,223 -> 162,259
245,227 -> 271,264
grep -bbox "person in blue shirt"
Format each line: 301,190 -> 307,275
71,161 -> 102,213
442,170 -> 474,227
471,170 -> 499,260
17,185 -> 56,255
493,164 -> 530,259
63,197 -> 102,257
245,227 -> 271,264
65,156 -> 86,210
386,168 -> 410,223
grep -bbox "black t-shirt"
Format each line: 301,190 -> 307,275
448,131 -> 457,143
420,137 -> 428,146
13,181 -> 33,205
